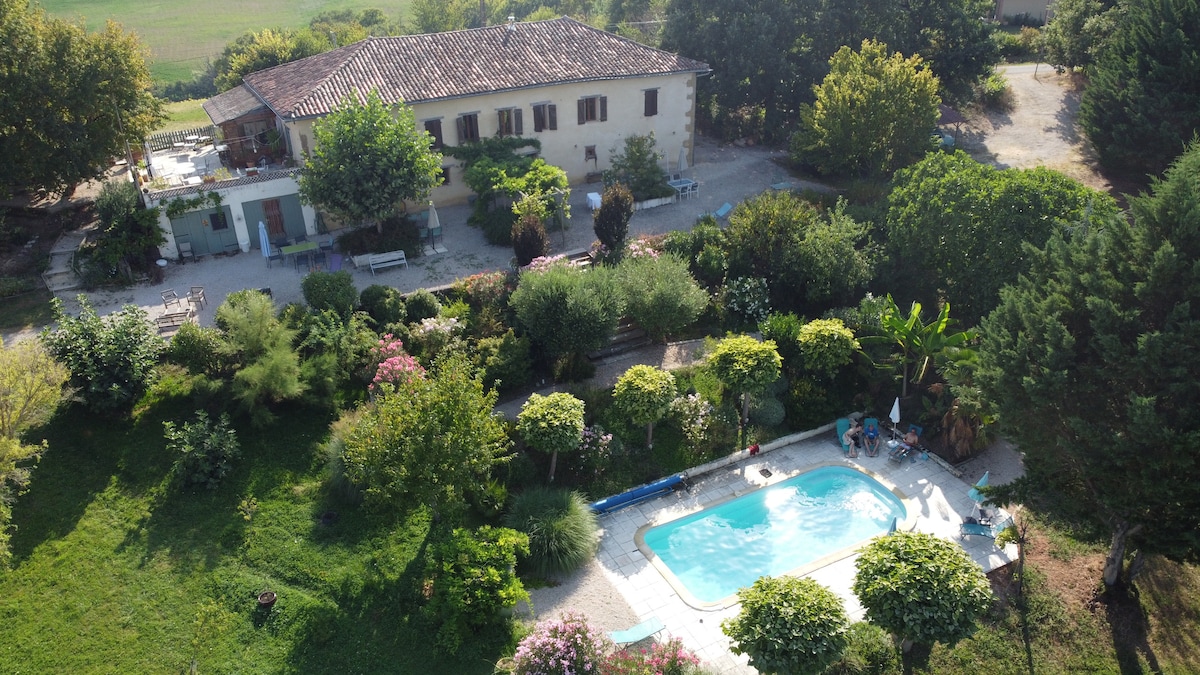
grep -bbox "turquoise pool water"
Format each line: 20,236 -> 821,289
641,466 -> 906,604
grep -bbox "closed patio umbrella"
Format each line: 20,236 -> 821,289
889,397 -> 901,439
258,221 -> 270,258
427,201 -> 442,247
678,146 -> 688,175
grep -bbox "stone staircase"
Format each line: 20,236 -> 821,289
588,317 -> 651,362
41,228 -> 89,293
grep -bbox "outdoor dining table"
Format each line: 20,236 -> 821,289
667,178 -> 697,201
280,241 -> 319,271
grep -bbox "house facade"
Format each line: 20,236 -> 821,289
147,17 -> 708,260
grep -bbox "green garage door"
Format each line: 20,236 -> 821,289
242,194 -> 306,248
169,206 -> 238,257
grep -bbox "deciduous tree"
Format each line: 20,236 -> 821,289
793,39 -> 940,178
978,142 -> 1200,588
510,262 -> 623,364
342,352 -> 511,516
1038,0 -> 1119,71
0,339 -> 69,441
708,334 -> 782,435
0,0 -> 162,197
612,365 -> 676,448
517,392 -> 585,482
722,576 -> 849,675
615,253 -> 708,342
884,151 -> 1118,325
299,90 -> 443,233
852,531 -> 992,651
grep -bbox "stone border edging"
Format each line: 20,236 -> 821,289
682,421 -> 838,481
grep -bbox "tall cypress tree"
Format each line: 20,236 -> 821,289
978,142 -> 1200,588
1079,0 -> 1200,177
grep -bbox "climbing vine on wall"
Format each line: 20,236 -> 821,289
164,192 -> 222,220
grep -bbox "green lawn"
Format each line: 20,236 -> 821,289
40,0 -> 411,84
0,376 -> 508,673
158,99 -> 212,134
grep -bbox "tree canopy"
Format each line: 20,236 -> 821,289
722,576 -> 849,675
1038,0 -> 1120,71
517,392 -> 585,482
612,365 -> 676,448
298,90 -> 443,233
852,531 -> 993,650
793,39 -> 940,178
978,141 -> 1200,587
342,352 -> 510,516
0,0 -> 162,197
884,150 -> 1119,326
1079,0 -> 1200,178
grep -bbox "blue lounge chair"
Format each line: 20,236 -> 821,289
609,617 -> 665,646
960,515 -> 1014,540
836,418 -> 852,456
715,202 -> 733,219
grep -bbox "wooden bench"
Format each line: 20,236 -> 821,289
368,250 -> 408,275
156,310 -> 195,336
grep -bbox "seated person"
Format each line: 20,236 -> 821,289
902,427 -> 920,449
842,420 -> 862,458
863,421 -> 881,456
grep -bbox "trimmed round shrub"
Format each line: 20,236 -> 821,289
301,270 -> 358,317
750,395 -> 786,427
358,284 -> 406,327
824,621 -> 900,675
404,288 -> 441,323
722,576 -> 849,675
504,487 -> 599,578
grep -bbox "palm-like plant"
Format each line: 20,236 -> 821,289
861,295 -> 977,397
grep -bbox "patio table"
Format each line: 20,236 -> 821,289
280,241 -> 318,271
667,178 -> 696,201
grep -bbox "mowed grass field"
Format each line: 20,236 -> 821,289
40,0 -> 411,84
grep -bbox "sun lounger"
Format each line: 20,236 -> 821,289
609,617 -> 665,646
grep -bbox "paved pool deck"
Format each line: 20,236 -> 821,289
593,431 -> 1018,674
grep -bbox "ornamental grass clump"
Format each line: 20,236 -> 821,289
504,487 -> 599,578
512,612 -> 611,675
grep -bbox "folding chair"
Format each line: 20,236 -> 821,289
178,241 -> 196,263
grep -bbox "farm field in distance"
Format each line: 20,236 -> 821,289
40,0 -> 409,84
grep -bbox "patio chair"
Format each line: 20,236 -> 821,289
609,617 -> 665,646
178,241 -> 195,263
862,417 -> 881,456
161,289 -> 181,310
265,244 -> 282,268
186,286 -> 206,309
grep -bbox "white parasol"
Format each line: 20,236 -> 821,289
258,221 -> 271,261
889,397 -> 901,439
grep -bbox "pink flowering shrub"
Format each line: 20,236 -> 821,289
524,254 -> 569,273
512,612 -> 611,675
368,334 -> 425,392
625,237 -> 660,260
575,425 -> 615,480
603,637 -> 702,675
455,270 -> 512,309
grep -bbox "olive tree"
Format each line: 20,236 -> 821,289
722,576 -> 849,675
852,531 -> 992,651
612,365 -> 676,449
517,392 -> 585,482
615,253 -> 708,342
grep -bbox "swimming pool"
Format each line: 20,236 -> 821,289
637,465 -> 907,606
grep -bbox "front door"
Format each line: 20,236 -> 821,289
243,195 -> 306,246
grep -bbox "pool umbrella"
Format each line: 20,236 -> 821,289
889,397 -> 901,439
258,221 -> 270,259
678,146 -> 688,176
968,471 -> 990,506
427,201 -> 441,247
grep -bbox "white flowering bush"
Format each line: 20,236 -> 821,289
575,424 -> 615,480
409,316 -> 462,361
723,276 -> 771,326
670,393 -> 714,453
512,612 -> 611,675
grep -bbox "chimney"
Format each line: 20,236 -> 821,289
507,15 -> 516,31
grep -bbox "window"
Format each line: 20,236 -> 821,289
532,103 -> 557,132
424,119 -> 444,149
497,108 -> 523,137
584,146 -> 597,162
577,95 -> 607,124
456,113 -> 480,143
644,89 -> 658,117
209,210 -> 228,231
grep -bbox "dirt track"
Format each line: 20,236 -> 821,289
960,63 -> 1111,192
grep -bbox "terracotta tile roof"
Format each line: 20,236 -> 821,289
203,84 -> 269,125
242,17 -> 709,120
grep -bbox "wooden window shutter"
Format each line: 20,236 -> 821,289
263,199 -> 285,236
644,90 -> 658,117
600,96 -> 607,122
548,104 -> 557,130
577,99 -> 586,125
425,119 -> 443,148
497,110 -> 507,135
533,105 -> 545,132
514,108 -> 523,135
456,116 -> 467,144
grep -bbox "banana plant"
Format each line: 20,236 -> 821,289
860,294 -> 978,397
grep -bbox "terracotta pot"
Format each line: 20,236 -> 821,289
257,591 -> 277,609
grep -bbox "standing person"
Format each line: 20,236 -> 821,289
863,420 -> 881,456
